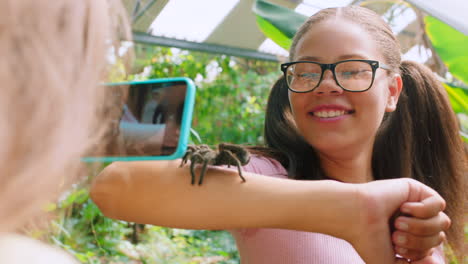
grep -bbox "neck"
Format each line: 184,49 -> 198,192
318,145 -> 374,183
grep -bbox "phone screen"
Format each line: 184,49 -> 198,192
83,77 -> 195,162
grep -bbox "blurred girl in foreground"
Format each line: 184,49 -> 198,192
0,0 -> 129,263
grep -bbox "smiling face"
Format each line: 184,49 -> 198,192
288,18 -> 401,157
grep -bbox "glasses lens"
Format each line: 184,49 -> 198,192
335,61 -> 374,91
285,62 -> 322,92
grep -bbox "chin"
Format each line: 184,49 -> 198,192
307,135 -> 359,156
309,138 -> 348,152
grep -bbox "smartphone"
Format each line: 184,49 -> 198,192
83,77 -> 195,162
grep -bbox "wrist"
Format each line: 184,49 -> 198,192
325,181 -> 362,241
279,180 -> 361,241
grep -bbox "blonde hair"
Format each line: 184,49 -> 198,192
0,0 -> 130,232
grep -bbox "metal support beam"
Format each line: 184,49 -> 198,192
131,0 -> 142,19
133,0 -> 158,23
133,32 -> 281,62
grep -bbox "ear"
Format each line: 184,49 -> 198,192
385,74 -> 402,112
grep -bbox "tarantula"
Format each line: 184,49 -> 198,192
179,143 -> 251,185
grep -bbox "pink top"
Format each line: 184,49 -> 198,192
229,155 -> 446,264
229,155 -> 364,264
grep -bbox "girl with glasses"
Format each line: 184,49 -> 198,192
91,5 -> 465,264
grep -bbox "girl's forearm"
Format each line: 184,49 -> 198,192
90,160 -> 358,238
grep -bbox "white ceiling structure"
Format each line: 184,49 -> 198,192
123,0 -> 468,62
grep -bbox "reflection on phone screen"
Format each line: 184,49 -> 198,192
104,81 -> 187,157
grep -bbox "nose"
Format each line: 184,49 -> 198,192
313,69 -> 343,95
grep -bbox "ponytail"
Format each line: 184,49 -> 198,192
373,60 -> 466,256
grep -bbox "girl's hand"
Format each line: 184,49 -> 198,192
351,178 -> 447,264
392,197 -> 450,262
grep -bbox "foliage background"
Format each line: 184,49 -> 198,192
42,45 -> 279,264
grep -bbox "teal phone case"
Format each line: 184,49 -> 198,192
82,77 -> 196,162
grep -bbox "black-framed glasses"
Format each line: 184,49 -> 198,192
280,59 -> 392,93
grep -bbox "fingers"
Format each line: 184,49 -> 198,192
393,181 -> 449,262
392,230 -> 446,252
394,254 -> 440,264
394,213 -> 451,236
408,254 -> 440,264
400,195 -> 446,219
394,247 -> 433,262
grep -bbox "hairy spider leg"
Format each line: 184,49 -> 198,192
224,150 -> 246,182
180,145 -> 198,168
180,151 -> 191,167
189,152 -> 208,185
198,159 -> 210,185
189,158 -> 197,185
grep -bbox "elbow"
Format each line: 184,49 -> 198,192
90,162 -> 129,220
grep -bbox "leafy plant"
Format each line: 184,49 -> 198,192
49,186 -> 134,263
133,44 -> 279,146
49,184 -> 242,263
424,16 -> 468,85
425,16 -> 468,141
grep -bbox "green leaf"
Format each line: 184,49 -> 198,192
442,83 -> 468,137
425,16 -> 468,85
443,83 -> 468,114
255,16 -> 293,50
252,0 -> 307,50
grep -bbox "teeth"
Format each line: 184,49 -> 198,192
314,110 -> 346,118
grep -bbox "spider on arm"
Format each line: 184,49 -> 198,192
179,143 -> 251,185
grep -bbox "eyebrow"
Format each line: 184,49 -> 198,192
296,54 -> 370,62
